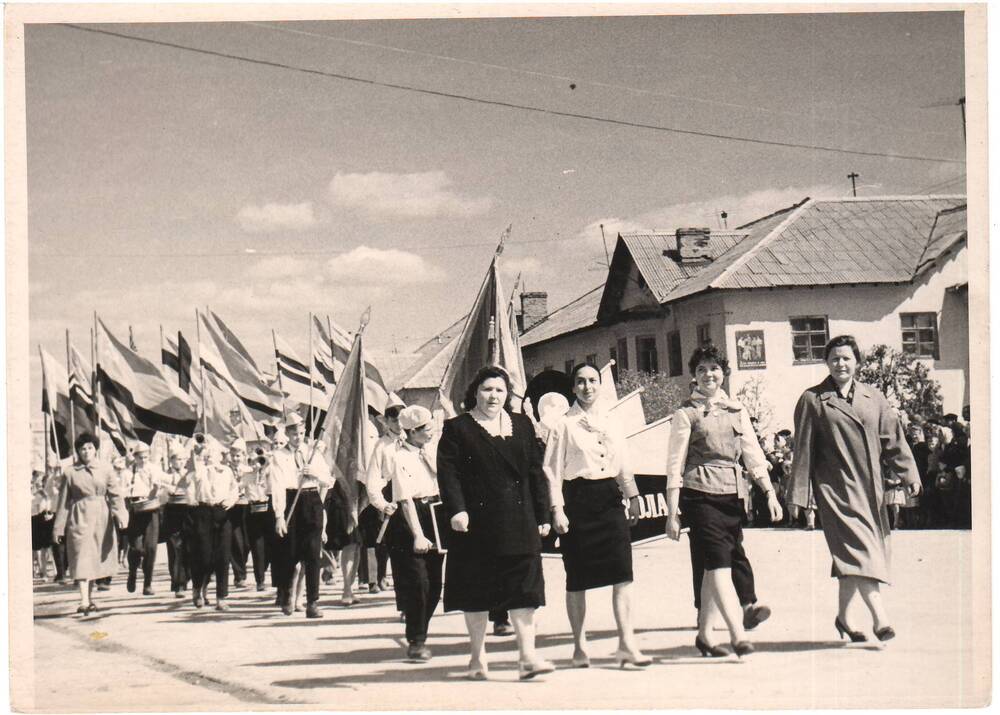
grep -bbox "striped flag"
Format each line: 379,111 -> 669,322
198,310 -> 283,422
274,331 -> 328,406
97,318 -> 198,443
201,368 -> 266,444
68,343 -> 128,456
313,314 -> 390,413
161,331 -> 192,393
438,244 -> 526,416
319,323 -> 372,530
39,346 -> 71,458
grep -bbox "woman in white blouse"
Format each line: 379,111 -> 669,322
665,346 -> 782,657
544,363 -> 649,669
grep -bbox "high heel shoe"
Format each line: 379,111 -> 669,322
694,635 -> 729,658
731,641 -> 754,657
614,648 -> 652,668
466,662 -> 489,681
834,616 -> 868,643
570,653 -> 591,668
874,626 -> 896,642
518,659 -> 555,680
76,605 -> 88,615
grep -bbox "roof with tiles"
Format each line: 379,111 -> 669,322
519,285 -> 604,347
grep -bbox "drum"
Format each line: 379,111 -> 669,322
249,501 -> 269,514
167,493 -> 190,505
131,497 -> 160,512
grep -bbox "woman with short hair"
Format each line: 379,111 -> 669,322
788,335 -> 921,642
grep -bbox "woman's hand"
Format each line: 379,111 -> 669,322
766,492 -> 783,522
666,513 -> 681,541
908,480 -> 924,496
538,523 -> 551,538
627,496 -> 642,526
552,507 -> 570,534
275,515 -> 288,538
450,511 -> 470,532
413,535 -> 433,553
382,502 -> 398,517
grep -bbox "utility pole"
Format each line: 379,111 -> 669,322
848,172 -> 859,197
599,223 -> 610,267
720,211 -> 728,230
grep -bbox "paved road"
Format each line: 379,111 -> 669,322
25,530 -> 986,711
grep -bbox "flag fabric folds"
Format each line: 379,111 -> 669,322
313,315 -> 390,413
319,328 -> 372,530
68,343 -> 128,456
39,346 -> 72,458
161,331 -> 192,393
199,310 -> 283,423
437,256 -> 526,416
274,331 -> 328,407
97,318 -> 198,443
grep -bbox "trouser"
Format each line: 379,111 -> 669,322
126,509 -> 160,588
228,504 -> 249,584
359,544 -> 389,585
190,504 -> 232,600
51,530 -> 68,580
273,489 -> 324,604
162,504 -> 192,591
690,531 -> 757,609
386,500 -> 443,644
245,503 -> 274,586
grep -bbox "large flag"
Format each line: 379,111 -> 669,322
161,331 -> 192,393
68,343 -> 128,456
201,368 -> 265,444
313,314 -> 390,413
39,346 -> 71,458
274,331 -> 328,407
437,235 -> 526,416
97,318 -> 199,443
199,310 -> 283,422
319,320 -> 372,530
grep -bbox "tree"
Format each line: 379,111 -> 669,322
615,369 -> 688,423
856,344 -> 943,422
735,375 -> 775,433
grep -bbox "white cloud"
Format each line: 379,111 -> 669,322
244,256 -> 316,280
325,246 -> 446,286
236,202 -> 319,233
329,171 -> 493,218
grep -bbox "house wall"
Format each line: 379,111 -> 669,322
723,246 -> 968,430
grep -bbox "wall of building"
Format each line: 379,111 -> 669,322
723,246 -> 968,431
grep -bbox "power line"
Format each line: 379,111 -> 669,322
61,23 -> 965,166
247,21 -> 954,140
915,173 -> 966,195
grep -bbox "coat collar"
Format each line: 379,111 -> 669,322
817,375 -> 872,427
461,411 -> 523,475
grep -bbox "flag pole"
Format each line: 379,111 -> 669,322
271,330 -> 289,424
308,313 -> 314,440
39,346 -> 51,468
66,329 -> 76,445
93,312 -> 105,451
326,315 -> 337,387
195,309 -> 207,435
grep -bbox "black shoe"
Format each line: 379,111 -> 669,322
406,643 -> 432,662
492,621 -> 515,637
874,626 -> 896,642
835,616 -> 868,642
143,586 -> 154,596
256,583 -> 266,592
306,602 -> 323,619
731,641 -> 754,658
743,604 -> 771,631
695,635 -> 729,657
96,583 -> 110,592
126,572 -> 137,593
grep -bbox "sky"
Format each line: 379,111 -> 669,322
24,11 -> 967,406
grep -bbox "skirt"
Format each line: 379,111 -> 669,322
324,488 -> 360,551
680,488 -> 744,570
559,478 -> 633,591
32,513 -> 54,550
443,549 -> 545,613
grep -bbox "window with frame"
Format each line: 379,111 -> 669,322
564,359 -> 575,374
616,338 -> 630,370
609,346 -> 619,381
900,313 -> 939,358
697,322 -> 712,346
636,336 -> 659,374
790,316 -> 829,362
667,331 -> 683,377
586,353 -> 598,367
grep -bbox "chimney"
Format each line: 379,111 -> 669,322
520,291 -> 548,332
676,227 -> 712,262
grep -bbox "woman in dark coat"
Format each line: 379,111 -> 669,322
437,366 -> 553,681
789,335 -> 921,643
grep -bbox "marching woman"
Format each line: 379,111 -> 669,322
187,444 -> 239,611
53,432 -> 129,615
544,363 -> 649,668
665,346 -> 782,657
437,366 -> 553,681
31,469 -> 54,581
162,448 -> 194,598
788,335 -> 920,643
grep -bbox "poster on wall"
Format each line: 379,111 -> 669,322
736,330 -> 767,369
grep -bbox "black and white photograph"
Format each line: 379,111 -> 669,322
7,3 -> 989,711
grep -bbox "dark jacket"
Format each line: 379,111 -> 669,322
436,411 -> 550,556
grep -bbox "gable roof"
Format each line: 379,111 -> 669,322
916,204 -> 967,276
385,314 -> 467,392
520,285 -> 604,348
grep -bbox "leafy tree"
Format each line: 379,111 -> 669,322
856,344 -> 943,422
735,376 -> 775,433
615,369 -> 689,423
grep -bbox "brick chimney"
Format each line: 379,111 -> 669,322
520,291 -> 548,332
676,228 -> 712,262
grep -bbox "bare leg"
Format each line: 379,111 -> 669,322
464,611 -> 489,671
77,579 -> 90,609
293,564 -> 305,610
566,590 -> 588,662
697,577 -> 721,645
838,576 -> 862,628
612,581 -> 645,657
340,543 -> 359,602
856,577 -> 890,631
510,607 -> 549,666
704,568 -> 746,644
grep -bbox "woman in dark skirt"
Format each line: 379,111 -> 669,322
665,346 -> 782,657
437,366 -> 553,681
544,363 -> 648,668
